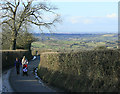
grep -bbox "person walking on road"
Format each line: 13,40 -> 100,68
14,57 -> 21,75
21,56 -> 28,67
21,56 -> 29,76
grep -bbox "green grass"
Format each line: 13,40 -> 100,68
31,33 -> 118,52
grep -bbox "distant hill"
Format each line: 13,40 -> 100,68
33,33 -> 118,41
31,33 -> 118,52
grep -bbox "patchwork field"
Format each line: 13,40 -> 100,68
31,33 -> 118,52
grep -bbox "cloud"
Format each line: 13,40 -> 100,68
70,18 -> 79,24
83,19 -> 93,24
106,13 -> 117,18
41,14 -> 58,22
69,16 -> 93,24
69,16 -> 82,24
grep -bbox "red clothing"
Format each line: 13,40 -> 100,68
23,64 -> 27,68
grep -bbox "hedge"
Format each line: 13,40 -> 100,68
31,49 -> 53,56
38,49 -> 120,92
1,50 -> 32,70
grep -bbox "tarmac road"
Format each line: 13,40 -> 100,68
9,56 -> 56,93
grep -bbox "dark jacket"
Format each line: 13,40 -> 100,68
14,60 -> 21,68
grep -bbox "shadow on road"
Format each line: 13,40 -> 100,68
7,56 -> 56,92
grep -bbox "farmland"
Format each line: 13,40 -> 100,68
31,33 -> 118,52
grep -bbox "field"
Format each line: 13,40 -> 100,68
31,33 -> 118,52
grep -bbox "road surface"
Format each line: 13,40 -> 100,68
3,56 -> 58,93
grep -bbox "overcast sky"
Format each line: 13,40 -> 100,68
31,1 -> 118,33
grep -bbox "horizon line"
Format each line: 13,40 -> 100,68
32,32 -> 118,34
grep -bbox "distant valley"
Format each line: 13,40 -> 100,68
31,33 -> 118,52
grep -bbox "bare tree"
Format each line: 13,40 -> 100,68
0,0 -> 61,50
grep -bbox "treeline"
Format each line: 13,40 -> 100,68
38,49 -> 120,92
2,30 -> 36,50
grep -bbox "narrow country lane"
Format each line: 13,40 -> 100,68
2,69 -> 14,92
8,56 -> 56,92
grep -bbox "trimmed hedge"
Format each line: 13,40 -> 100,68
38,49 -> 120,92
32,49 -> 53,56
1,50 -> 32,70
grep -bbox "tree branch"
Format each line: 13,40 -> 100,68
31,13 -> 42,23
14,0 -> 20,14
1,19 -> 13,29
17,1 -> 32,31
6,3 -> 14,13
26,18 -> 59,26
27,20 -> 46,25
1,15 -> 14,20
14,0 -> 16,5
33,3 -> 57,14
6,2 -> 15,8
